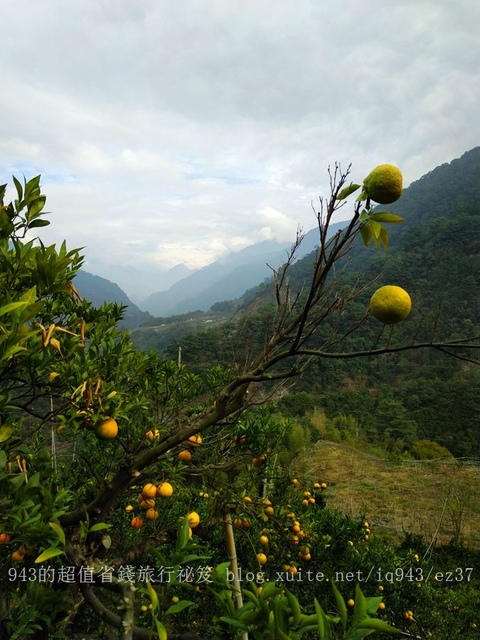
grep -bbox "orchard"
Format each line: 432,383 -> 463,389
0,169 -> 478,639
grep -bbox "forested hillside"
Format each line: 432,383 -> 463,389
132,148 -> 480,458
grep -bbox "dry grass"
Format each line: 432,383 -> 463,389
298,441 -> 480,549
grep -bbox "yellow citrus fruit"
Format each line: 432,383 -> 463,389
188,434 -> 202,447
178,449 -> 192,462
145,508 -> 159,520
172,596 -> 179,604
11,549 -> 25,562
144,429 -> 160,440
256,552 -> 268,565
142,483 -> 158,499
187,512 -> 200,528
370,285 -> 412,324
243,496 -> 252,504
348,599 -> 355,607
125,505 -> 134,512
259,535 -> 269,546
157,482 -> 173,498
363,164 -> 403,204
94,417 -> 118,440
264,506 -> 274,517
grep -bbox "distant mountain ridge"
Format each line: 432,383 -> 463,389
73,271 -> 151,329
140,221 -> 346,317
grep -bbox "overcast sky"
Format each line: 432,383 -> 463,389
1,0 -> 479,297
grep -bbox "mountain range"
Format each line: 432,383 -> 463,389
72,147 -> 479,337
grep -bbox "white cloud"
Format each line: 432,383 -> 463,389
0,0 -> 479,295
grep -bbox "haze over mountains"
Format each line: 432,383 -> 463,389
72,147 -> 479,329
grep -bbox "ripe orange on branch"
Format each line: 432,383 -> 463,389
157,482 -> 174,498
363,164 -> 403,204
94,417 -> 118,440
370,285 -> 412,325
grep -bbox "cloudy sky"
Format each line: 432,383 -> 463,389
1,0 -> 478,298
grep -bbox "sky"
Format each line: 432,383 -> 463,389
1,0 -> 479,299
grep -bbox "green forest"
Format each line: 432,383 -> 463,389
0,151 -> 479,639
133,148 -> 480,460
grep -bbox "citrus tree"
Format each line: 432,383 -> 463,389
0,167 -> 478,639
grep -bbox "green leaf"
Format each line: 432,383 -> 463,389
356,189 -> 369,202
368,212 -> 404,223
34,547 -> 64,563
26,195 -> 46,221
314,597 -> 332,640
0,425 -> 13,443
331,579 -> 347,631
352,584 -> 368,625
0,450 -> 6,469
165,599 -> 195,615
360,224 -> 373,247
154,619 -> 168,640
28,219 -> 50,229
176,516 -> 190,552
259,580 -> 282,600
365,596 -> 383,614
344,628 -> 376,640
0,301 -> 30,317
13,175 -> 23,201
49,521 -> 66,546
379,226 -> 389,248
88,522 -> 113,533
356,618 -> 402,633
285,588 -> 302,626
210,561 -> 231,586
336,183 -> 361,200
218,616 -> 249,631
146,579 -> 160,612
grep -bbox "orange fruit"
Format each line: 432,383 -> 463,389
125,505 -> 134,512
157,482 -> 173,498
256,552 -> 267,565
187,512 -> 200,528
142,483 -> 157,499
144,429 -> 160,440
94,417 -> 118,440
187,434 -> 202,447
11,548 -> 26,562
0,532 -> 10,544
139,498 -> 155,511
178,449 -> 192,462
363,164 -> 403,204
131,516 -> 144,529
145,508 -> 159,520
252,454 -> 267,467
259,535 -> 269,546
264,506 -> 274,517
370,285 -> 412,325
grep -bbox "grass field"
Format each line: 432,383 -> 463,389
299,441 -> 480,550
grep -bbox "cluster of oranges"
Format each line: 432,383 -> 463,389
127,481 -> 200,536
1,531 -> 28,563
127,481 -> 174,528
